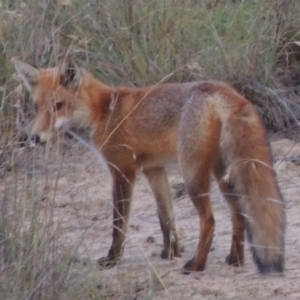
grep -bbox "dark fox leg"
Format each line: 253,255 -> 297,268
143,167 -> 181,259
98,168 -> 136,269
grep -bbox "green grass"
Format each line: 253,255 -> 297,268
1,0 -> 300,140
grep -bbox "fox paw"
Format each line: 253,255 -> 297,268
225,254 -> 244,267
181,257 -> 206,274
181,258 -> 195,274
97,256 -> 118,269
160,245 -> 183,260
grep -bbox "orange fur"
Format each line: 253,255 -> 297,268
12,58 -> 285,274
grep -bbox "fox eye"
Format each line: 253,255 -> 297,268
33,103 -> 38,112
54,102 -> 64,111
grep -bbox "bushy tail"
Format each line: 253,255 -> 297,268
238,172 -> 285,274
222,103 -> 285,274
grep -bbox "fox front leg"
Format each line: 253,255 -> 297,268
98,169 -> 136,269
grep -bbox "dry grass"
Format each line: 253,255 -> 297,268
1,0 -> 300,299
1,0 -> 300,140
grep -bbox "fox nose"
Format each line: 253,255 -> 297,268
30,134 -> 40,144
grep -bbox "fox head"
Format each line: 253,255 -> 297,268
11,57 -> 91,144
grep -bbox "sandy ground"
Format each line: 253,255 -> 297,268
2,136 -> 300,299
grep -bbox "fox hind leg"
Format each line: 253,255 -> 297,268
213,159 -> 245,267
143,167 -> 181,259
181,165 -> 215,273
216,172 -> 245,267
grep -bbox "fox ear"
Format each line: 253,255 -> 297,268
11,57 -> 39,92
58,59 -> 81,90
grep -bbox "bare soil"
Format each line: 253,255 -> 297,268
2,136 -> 300,299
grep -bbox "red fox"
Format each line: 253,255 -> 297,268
12,57 -> 285,274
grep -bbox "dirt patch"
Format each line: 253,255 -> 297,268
2,137 -> 300,299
